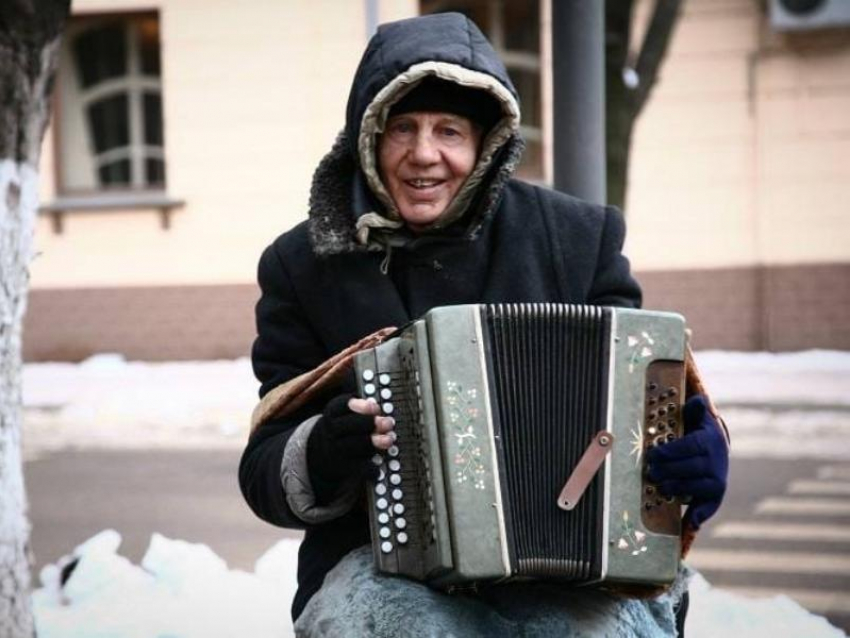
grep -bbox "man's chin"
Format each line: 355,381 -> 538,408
399,204 -> 446,230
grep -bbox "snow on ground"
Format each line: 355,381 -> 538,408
693,350 -> 850,459
22,349 -> 850,460
22,354 -> 256,459
34,531 -> 300,638
22,349 -> 850,636
34,530 -> 845,638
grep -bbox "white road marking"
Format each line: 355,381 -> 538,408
788,480 -> 850,495
712,521 -> 850,542
720,586 -> 850,615
756,497 -> 850,516
685,549 -> 850,576
687,549 -> 850,575
818,466 -> 850,480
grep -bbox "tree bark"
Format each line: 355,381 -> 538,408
605,0 -> 682,212
0,1 -> 69,635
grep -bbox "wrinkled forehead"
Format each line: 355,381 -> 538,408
384,111 -> 479,129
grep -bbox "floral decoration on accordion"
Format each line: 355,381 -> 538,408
627,331 -> 656,373
617,510 -> 648,556
446,381 -> 486,490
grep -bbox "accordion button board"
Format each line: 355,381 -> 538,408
640,360 -> 686,536
357,355 -> 431,577
355,322 -> 455,582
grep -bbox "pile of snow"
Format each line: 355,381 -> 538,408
35,530 -> 300,638
34,530 -> 845,638
687,572 -> 846,638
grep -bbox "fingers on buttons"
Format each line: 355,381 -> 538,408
371,432 -> 395,450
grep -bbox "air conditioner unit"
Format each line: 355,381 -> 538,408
768,0 -> 850,31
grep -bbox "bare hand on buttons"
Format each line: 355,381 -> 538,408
347,397 -> 396,450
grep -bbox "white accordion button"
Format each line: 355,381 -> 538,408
395,518 -> 407,530
379,526 -> 391,539
393,503 -> 405,515
378,512 -> 389,524
371,454 -> 384,466
376,498 -> 388,510
362,369 -> 375,382
389,474 -> 402,486
382,403 -> 394,414
388,459 -> 401,472
381,541 -> 393,554
375,483 -> 387,496
388,445 -> 399,457
380,388 -> 392,400
364,383 -> 376,395
379,373 -> 391,386
397,532 -> 409,545
392,488 -> 403,500
378,469 -> 386,481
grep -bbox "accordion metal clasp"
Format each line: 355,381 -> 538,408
354,303 -> 686,591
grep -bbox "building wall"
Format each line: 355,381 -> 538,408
23,0 -> 850,361
626,0 -> 850,350
34,0 -> 417,288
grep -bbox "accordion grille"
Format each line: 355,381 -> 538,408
485,303 -> 611,580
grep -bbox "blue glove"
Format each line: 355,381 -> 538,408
647,395 -> 729,529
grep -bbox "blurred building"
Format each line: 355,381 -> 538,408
26,0 -> 850,361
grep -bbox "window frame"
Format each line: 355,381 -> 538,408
44,9 -> 182,233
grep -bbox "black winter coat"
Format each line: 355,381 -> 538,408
238,12 -> 642,622
240,180 -> 641,620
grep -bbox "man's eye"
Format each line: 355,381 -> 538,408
390,121 -> 414,134
441,127 -> 460,137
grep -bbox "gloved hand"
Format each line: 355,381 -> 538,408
307,393 -> 395,503
647,395 -> 729,529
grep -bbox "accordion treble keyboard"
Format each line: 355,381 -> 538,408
359,343 -> 440,579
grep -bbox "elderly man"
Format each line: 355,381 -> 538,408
240,12 -> 728,637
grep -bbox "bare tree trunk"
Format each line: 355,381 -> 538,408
0,1 -> 69,635
606,0 -> 683,211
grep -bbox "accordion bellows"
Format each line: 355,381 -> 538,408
355,304 -> 687,590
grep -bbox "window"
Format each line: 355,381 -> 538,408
420,0 -> 544,181
56,13 -> 165,193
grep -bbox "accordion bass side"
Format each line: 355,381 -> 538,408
354,304 -> 687,590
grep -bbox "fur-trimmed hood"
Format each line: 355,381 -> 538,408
307,12 -> 525,256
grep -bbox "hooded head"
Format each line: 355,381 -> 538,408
309,12 -> 524,254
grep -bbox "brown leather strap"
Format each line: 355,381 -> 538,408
250,326 -> 398,435
680,341 -> 729,559
685,341 -> 730,445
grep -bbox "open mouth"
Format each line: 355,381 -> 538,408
405,178 -> 444,190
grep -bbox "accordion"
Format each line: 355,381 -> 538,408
354,303 -> 687,590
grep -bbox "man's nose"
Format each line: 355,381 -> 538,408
410,132 -> 440,164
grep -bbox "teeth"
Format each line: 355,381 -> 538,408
410,179 -> 438,187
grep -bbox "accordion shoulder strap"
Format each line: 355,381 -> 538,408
249,326 -> 397,435
681,342 -> 730,558
684,342 -> 730,445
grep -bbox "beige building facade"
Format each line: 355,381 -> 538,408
25,0 -> 850,360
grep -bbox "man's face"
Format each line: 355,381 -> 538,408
378,111 -> 481,232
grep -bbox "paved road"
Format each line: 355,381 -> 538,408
689,457 -> 850,634
24,448 -> 300,574
24,449 -> 850,633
